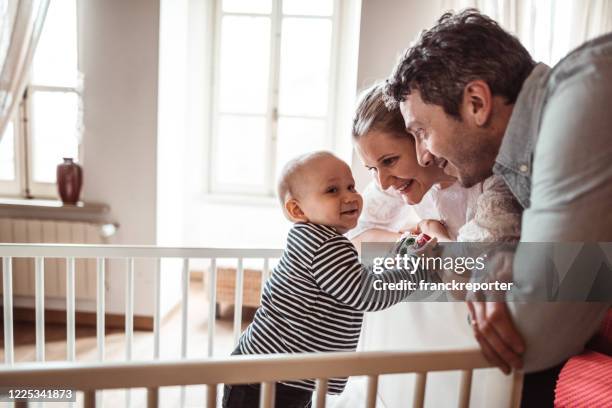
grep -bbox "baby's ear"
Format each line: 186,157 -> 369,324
285,199 -> 308,222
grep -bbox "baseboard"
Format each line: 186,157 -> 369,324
0,307 -> 154,331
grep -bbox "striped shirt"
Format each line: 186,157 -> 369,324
237,222 -> 425,394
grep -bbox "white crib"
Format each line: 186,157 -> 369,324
0,244 -> 524,408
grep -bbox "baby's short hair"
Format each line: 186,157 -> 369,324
276,151 -> 336,206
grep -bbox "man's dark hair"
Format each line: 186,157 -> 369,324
383,9 -> 535,119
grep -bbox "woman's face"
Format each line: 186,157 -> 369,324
355,130 -> 454,204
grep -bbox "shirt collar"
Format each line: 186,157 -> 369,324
495,63 -> 551,172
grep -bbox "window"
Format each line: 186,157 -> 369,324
209,0 -> 338,197
0,118 -> 21,196
0,0 -> 80,198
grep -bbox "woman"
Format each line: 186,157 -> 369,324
339,83 -> 522,408
350,83 -> 521,245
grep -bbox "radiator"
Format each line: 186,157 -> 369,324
0,218 -> 106,300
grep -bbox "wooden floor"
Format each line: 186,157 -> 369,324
1,279 -> 256,407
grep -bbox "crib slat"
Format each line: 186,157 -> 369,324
366,375 -> 378,408
206,384 -> 217,408
180,258 -> 189,408
35,257 -> 45,362
260,382 -> 275,408
233,258 -> 244,346
181,258 -> 189,359
2,257 -> 14,364
154,258 -> 161,359
207,258 -> 217,357
510,371 -> 524,408
66,257 -> 76,361
96,258 -> 105,361
126,258 -> 135,408
84,390 -> 96,408
412,372 -> 427,408
147,387 -> 159,408
314,378 -> 328,408
126,258 -> 134,361
458,369 -> 473,408
96,258 -> 106,408
261,258 -> 269,294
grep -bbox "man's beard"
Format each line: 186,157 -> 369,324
451,127 -> 497,187
457,164 -> 494,188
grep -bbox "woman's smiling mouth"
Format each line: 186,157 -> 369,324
395,179 -> 414,194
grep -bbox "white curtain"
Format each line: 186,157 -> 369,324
0,0 -> 49,141
441,0 -> 612,65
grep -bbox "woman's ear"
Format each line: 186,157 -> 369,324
461,80 -> 492,127
285,199 -> 308,222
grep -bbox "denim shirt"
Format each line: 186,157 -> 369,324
495,33 -> 612,215
492,33 -> 612,372
493,64 -> 550,209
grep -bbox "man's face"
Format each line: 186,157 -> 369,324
399,89 -> 497,187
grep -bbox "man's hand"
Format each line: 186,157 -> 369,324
466,301 -> 526,374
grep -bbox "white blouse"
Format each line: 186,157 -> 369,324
337,176 -> 523,408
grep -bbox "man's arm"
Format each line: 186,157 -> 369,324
474,57 -> 612,373
506,60 -> 612,371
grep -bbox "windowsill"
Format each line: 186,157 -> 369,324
0,197 -> 111,223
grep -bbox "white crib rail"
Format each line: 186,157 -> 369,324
0,349 -> 524,408
0,244 -> 524,407
0,244 -> 283,363
0,243 -> 283,407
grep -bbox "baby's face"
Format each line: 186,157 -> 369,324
296,155 -> 363,234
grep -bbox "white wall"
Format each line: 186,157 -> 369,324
352,0 -> 444,189
80,0 -> 160,315
156,0 -> 198,316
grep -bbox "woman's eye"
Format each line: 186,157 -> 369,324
381,156 -> 397,166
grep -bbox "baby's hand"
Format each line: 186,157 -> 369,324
394,232 -> 438,257
413,234 -> 439,258
416,219 -> 451,241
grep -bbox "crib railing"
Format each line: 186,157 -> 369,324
0,349 -> 524,408
0,244 -> 524,407
0,243 -> 282,360
0,243 -> 283,407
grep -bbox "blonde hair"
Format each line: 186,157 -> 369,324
352,83 -> 408,140
276,151 -> 336,206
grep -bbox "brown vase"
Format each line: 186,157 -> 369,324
57,158 -> 83,205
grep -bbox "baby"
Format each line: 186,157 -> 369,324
222,151 -> 432,408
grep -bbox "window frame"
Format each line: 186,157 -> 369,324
0,114 -> 26,197
207,0 -> 341,198
24,83 -> 82,198
0,0 -> 81,199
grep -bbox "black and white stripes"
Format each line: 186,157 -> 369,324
238,222 -> 422,394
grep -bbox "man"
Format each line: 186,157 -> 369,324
383,9 -> 612,407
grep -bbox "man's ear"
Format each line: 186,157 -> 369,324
285,199 -> 308,222
461,80 -> 492,127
